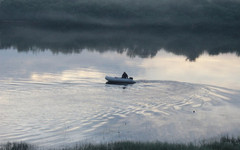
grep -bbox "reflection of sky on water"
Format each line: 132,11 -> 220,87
140,50 -> 240,90
1,48 -> 240,147
1,1 -> 240,146
0,49 -> 240,89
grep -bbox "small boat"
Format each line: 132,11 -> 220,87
105,76 -> 136,84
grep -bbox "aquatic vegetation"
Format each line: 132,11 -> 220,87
1,136 -> 240,150
0,142 -> 33,150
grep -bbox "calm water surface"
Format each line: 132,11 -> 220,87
1,0 -> 240,148
0,49 -> 240,147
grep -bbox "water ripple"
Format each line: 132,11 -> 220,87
0,80 -> 239,147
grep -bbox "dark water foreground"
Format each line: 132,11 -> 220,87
1,136 -> 240,150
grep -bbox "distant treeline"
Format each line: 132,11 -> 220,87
0,23 -> 239,61
0,0 -> 240,60
1,0 -> 240,28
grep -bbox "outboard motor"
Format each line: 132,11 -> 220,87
129,77 -> 133,80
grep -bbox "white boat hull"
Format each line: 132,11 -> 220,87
105,76 -> 136,84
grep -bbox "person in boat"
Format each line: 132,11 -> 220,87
122,72 -> 128,79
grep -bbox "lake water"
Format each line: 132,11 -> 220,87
1,0 -> 240,148
0,48 -> 240,148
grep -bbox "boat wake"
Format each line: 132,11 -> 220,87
0,80 -> 239,147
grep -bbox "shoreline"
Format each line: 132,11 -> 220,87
1,136 -> 240,150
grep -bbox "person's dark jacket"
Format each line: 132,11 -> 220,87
122,72 -> 128,78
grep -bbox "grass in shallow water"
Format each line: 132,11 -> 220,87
1,136 -> 240,150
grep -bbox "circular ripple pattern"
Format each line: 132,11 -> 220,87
0,79 -> 240,148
